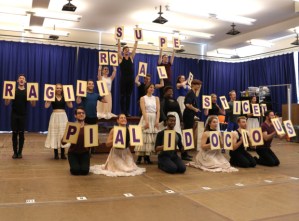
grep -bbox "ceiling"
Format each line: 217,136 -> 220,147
1,0 -> 299,59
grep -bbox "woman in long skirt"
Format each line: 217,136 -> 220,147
45,83 -> 73,159
90,114 -> 146,177
135,83 -> 160,164
187,116 -> 238,172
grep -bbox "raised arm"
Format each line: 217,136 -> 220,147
76,96 -> 82,104
66,101 -> 73,109
97,66 -> 102,80
131,41 -> 138,60
4,99 -> 11,106
110,66 -> 117,81
176,80 -> 187,89
155,79 -> 164,89
158,48 -> 163,64
170,49 -> 175,65
117,39 -> 123,60
45,101 -> 51,108
135,74 -> 141,87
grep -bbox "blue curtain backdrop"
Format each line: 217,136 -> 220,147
0,40 -> 297,131
199,53 -> 297,120
0,40 -> 77,131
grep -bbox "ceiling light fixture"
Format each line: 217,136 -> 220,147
153,5 -> 168,24
32,9 -> 81,22
217,48 -> 238,56
62,0 -> 77,12
30,26 -> 69,37
248,39 -> 273,48
226,23 -> 240,35
0,25 -> 24,32
0,7 -> 27,16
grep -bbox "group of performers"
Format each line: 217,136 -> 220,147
3,42 -> 287,177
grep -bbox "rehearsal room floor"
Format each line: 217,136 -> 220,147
0,133 -> 299,221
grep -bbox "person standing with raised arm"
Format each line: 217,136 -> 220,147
117,39 -> 138,117
158,48 -> 175,97
97,65 -> 117,119
4,74 -> 36,159
226,90 -> 239,131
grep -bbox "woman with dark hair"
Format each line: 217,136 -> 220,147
176,75 -> 190,114
203,93 -> 225,131
45,83 -> 73,159
187,116 -> 238,172
135,83 -> 160,164
97,65 -> 117,119
90,114 -> 146,176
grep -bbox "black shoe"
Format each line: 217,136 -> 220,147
12,153 -> 18,159
144,156 -> 153,164
136,156 -> 142,165
60,148 -> 67,160
17,153 -> 22,159
54,149 -> 59,160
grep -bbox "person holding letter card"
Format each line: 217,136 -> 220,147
155,115 -> 186,174
176,75 -> 191,115
76,80 -> 105,125
255,111 -> 284,166
4,74 -> 36,159
45,83 -> 73,160
230,117 -> 256,168
90,114 -> 145,177
226,90 -> 239,131
64,107 -> 90,175
204,93 -> 226,131
97,65 -> 117,119
187,116 -> 238,172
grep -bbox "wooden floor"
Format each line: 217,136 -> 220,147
0,133 -> 298,221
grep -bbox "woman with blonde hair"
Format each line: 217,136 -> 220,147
45,83 -> 73,159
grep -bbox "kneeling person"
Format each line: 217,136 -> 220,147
65,107 -> 90,175
155,115 -> 186,174
230,116 -> 256,168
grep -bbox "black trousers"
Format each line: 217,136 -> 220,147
256,147 -> 280,167
11,113 -> 26,153
158,152 -> 186,174
183,112 -> 194,129
120,77 -> 134,115
68,151 -> 90,175
230,149 -> 256,168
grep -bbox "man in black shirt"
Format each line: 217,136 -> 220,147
155,115 -> 186,174
5,74 -> 36,159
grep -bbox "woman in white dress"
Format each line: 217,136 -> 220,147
90,114 -> 146,177
135,83 -> 160,164
176,75 -> 190,115
45,83 -> 73,159
187,116 -> 238,172
97,65 -> 117,119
